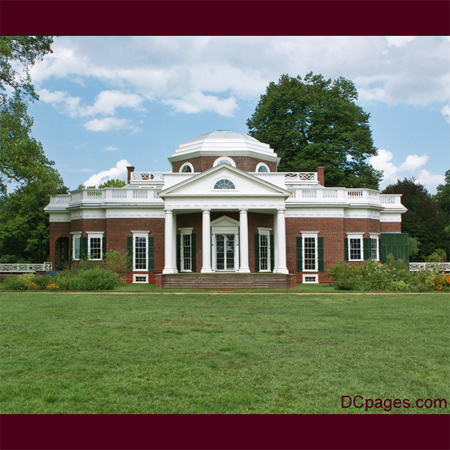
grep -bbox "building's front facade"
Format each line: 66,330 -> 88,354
45,131 -> 408,287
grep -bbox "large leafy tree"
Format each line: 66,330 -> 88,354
0,36 -> 67,262
434,169 -> 450,234
383,178 -> 449,261
247,73 -> 382,188
0,36 -> 63,194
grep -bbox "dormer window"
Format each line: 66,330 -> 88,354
213,156 -> 236,167
180,163 -> 194,173
256,163 -> 270,173
214,179 -> 235,190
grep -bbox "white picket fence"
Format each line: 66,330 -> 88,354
0,263 -> 53,273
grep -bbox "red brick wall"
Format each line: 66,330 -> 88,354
172,156 -> 277,173
49,222 -> 71,267
381,222 -> 402,232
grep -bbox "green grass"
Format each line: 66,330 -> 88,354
1,292 -> 448,414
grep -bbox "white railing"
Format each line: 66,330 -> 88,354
285,172 -> 318,181
55,195 -> 70,204
0,263 -> 53,273
409,262 -> 450,272
131,172 -> 164,181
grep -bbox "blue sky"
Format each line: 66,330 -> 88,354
26,36 -> 449,193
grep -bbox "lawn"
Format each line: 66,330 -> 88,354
1,291 -> 448,414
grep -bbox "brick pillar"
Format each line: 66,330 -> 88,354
127,166 -> 135,184
317,167 -> 325,186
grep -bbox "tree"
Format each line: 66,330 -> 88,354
0,182 -> 67,263
0,36 -> 63,194
434,169 -> 450,234
382,178 -> 449,261
246,73 -> 382,188
98,179 -> 126,188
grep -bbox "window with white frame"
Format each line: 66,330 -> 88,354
132,231 -> 149,271
87,232 -> 104,260
347,233 -> 363,261
214,179 -> 235,189
180,163 -> 193,173
71,232 -> 81,260
179,228 -> 193,272
258,228 -> 271,272
301,232 -> 318,271
303,274 -> 318,284
370,234 -> 379,260
133,274 -> 148,283
213,156 -> 236,167
256,162 -> 270,173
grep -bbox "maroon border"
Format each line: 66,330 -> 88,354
1,1 -> 449,36
1,414 -> 449,450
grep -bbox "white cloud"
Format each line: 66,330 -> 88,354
39,89 -> 144,118
416,169 -> 445,189
32,36 -> 450,116
83,159 -> 130,187
442,104 -> 450,123
370,150 -> 443,192
163,92 -> 238,117
105,145 -> 118,151
84,118 -> 139,132
385,36 -> 416,48
398,154 -> 429,171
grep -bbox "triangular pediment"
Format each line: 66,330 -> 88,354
159,164 -> 291,198
210,215 -> 240,227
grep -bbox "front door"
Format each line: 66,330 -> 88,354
216,234 -> 235,271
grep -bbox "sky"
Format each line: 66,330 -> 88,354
26,36 -> 450,193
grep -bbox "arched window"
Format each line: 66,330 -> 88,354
213,156 -> 236,167
214,179 -> 235,190
180,163 -> 193,173
256,162 -> 270,172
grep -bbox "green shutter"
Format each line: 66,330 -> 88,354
254,233 -> 260,272
126,236 -> 133,271
344,238 -> 349,261
296,237 -> 302,271
81,237 -> 88,260
318,237 -> 324,272
270,234 -> 275,272
102,237 -> 106,260
191,234 -> 196,272
363,238 -> 371,260
148,236 -> 155,271
176,234 -> 181,271
380,233 -> 409,263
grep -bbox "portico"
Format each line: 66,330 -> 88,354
159,163 -> 291,275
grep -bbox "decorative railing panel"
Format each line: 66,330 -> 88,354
409,262 -> 450,272
0,263 -> 53,273
132,172 -> 164,181
285,172 -> 317,181
55,195 -> 70,204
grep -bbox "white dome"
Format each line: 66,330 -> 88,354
189,130 -> 260,143
170,129 -> 279,164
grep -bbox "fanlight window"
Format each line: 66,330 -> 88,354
258,164 -> 269,172
213,157 -> 235,167
180,163 -> 192,173
214,179 -> 235,190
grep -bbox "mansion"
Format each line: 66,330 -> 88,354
45,131 -> 408,288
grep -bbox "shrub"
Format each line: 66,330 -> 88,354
103,250 -> 128,274
34,275 -> 55,290
2,274 -> 39,290
326,261 -> 363,290
55,271 -> 78,291
46,282 -> 60,291
73,268 -> 119,291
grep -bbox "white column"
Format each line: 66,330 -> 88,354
201,209 -> 213,273
273,211 -> 279,271
163,209 -> 176,274
238,209 -> 250,273
274,208 -> 288,274
172,211 -> 178,273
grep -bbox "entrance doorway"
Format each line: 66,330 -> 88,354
216,234 -> 235,271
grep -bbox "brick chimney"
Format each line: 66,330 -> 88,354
317,167 -> 325,186
127,166 -> 135,184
